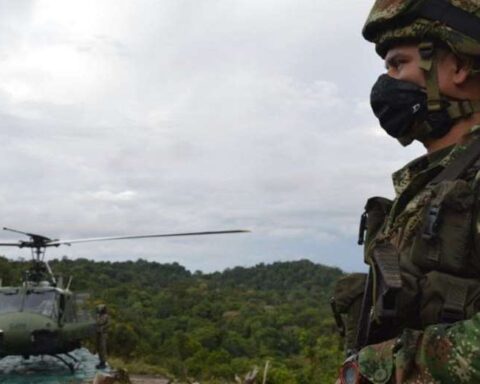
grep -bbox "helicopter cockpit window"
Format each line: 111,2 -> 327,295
24,291 -> 58,319
0,290 -> 22,314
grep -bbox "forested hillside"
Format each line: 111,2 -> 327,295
0,257 -> 344,383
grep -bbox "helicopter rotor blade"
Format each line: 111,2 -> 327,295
47,230 -> 250,246
3,227 -> 31,236
0,242 -> 24,247
3,227 -> 52,242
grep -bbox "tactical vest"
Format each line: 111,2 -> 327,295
332,129 -> 480,353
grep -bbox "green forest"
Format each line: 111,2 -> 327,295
0,257 -> 345,383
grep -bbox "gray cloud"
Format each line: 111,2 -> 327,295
0,0 -> 426,272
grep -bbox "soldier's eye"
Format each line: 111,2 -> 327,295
385,56 -> 409,70
386,60 -> 398,70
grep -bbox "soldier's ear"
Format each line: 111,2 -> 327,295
452,55 -> 473,85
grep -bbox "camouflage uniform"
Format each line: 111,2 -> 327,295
96,305 -> 109,368
357,128 -> 480,384
359,311 -> 480,383
335,1 -> 480,382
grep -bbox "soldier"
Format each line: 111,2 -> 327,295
332,1 -> 480,383
96,304 -> 109,370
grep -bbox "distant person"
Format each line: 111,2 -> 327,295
96,304 -> 109,369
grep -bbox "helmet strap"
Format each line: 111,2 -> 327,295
447,100 -> 480,119
418,42 -> 442,113
415,41 -> 440,140
417,41 -> 480,137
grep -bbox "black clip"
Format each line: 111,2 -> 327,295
422,205 -> 442,241
419,41 -> 434,60
358,212 -> 367,245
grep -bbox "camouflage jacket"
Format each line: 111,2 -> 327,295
358,126 -> 480,383
363,125 -> 480,330
96,313 -> 109,333
366,126 -> 480,269
359,312 -> 480,383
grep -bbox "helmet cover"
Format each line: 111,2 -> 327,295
363,0 -> 480,57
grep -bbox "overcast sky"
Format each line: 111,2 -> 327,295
0,0 -> 426,273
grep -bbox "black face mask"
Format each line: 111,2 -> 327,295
370,74 -> 453,141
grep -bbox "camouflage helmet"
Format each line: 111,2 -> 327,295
363,0 -> 480,58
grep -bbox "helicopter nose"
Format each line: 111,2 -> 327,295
0,313 -> 56,355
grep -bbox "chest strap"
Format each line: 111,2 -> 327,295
429,139 -> 480,186
421,138 -> 480,241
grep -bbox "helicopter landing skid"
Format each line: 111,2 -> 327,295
49,353 -> 79,373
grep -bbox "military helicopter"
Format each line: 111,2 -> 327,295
0,226 -> 248,372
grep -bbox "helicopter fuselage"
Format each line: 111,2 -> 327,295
0,285 -> 95,358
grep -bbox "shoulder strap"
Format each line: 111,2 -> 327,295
429,139 -> 480,186
422,139 -> 480,241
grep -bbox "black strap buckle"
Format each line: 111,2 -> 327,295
418,41 -> 435,60
440,281 -> 467,323
358,212 -> 367,246
372,243 -> 402,319
422,205 -> 442,241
